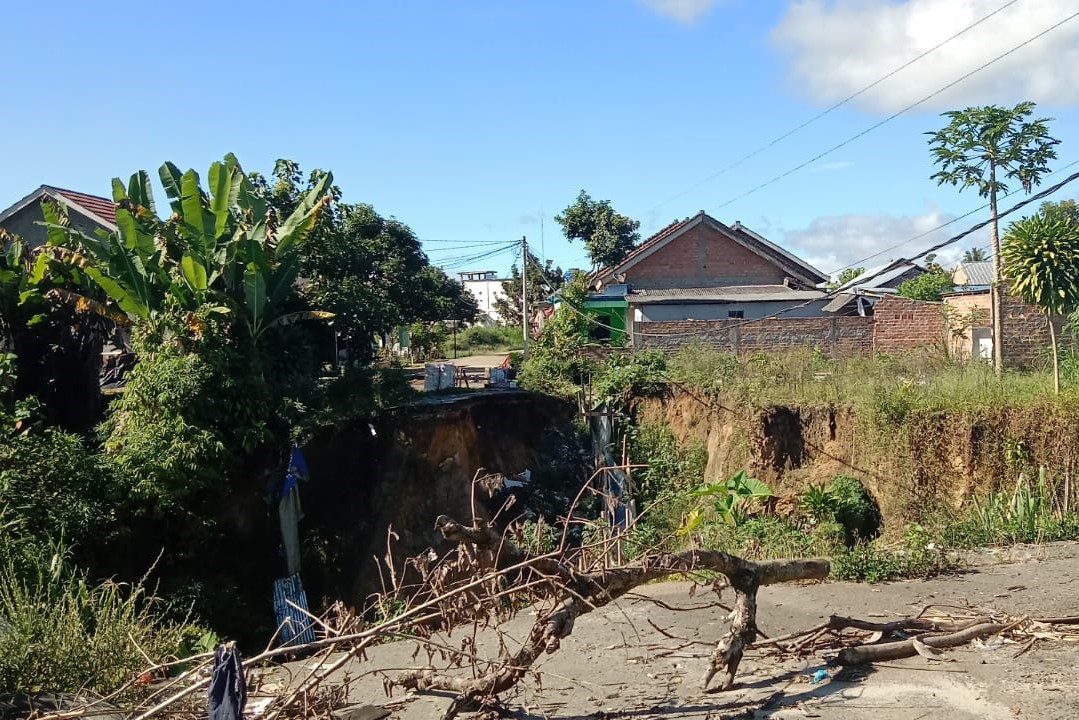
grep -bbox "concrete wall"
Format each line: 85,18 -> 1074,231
463,279 -> 507,324
625,222 -> 789,289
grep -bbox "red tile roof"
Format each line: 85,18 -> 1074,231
594,215 -> 694,279
48,186 -> 116,225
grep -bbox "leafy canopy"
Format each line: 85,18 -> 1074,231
896,255 -> 953,302
927,102 -> 1059,198
493,250 -> 563,327
555,190 -> 640,269
1002,201 -> 1079,316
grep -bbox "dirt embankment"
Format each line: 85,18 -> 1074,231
637,389 -> 1079,531
299,392 -> 589,610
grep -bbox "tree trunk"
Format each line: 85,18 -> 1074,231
1050,312 -> 1060,395
989,163 -> 1004,377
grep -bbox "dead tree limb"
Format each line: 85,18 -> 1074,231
836,622 -> 1006,665
394,516 -> 829,717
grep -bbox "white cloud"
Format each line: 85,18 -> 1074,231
780,207 -> 988,277
772,0 -> 1079,113
638,0 -> 723,23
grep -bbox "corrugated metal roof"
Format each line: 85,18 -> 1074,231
836,261 -> 922,291
954,260 -> 993,287
630,285 -> 827,304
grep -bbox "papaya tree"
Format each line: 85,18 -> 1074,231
927,102 -> 1059,375
1001,202 -> 1079,393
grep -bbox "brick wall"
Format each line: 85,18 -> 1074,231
627,223 -> 788,289
871,296 -> 948,353
636,316 -> 873,357
999,291 -> 1069,369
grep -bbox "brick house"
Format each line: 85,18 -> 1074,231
0,185 -> 117,246
587,211 -> 829,346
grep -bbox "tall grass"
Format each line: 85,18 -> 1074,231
667,342 -> 1063,410
0,543 -> 206,697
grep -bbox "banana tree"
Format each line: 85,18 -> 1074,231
43,154 -> 334,343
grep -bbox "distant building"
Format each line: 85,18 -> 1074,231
587,211 -> 829,346
460,270 -> 508,325
0,185 -> 117,246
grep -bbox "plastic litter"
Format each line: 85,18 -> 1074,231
810,669 -> 829,684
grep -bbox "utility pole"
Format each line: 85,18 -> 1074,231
521,235 -> 529,360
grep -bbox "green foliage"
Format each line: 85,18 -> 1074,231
519,275 -> 594,398
629,423 -> 707,508
1002,205 -> 1079,315
593,350 -> 667,405
408,322 -> 447,362
896,267 -> 954,301
555,190 -> 641,269
456,324 -> 521,353
45,155 -> 334,344
0,546 -> 201,697
943,467 -> 1079,547
0,429 -> 114,544
684,471 -> 773,529
492,251 -> 563,328
827,266 -> 865,290
963,247 -> 988,262
257,162 -> 476,359
928,102 -> 1059,199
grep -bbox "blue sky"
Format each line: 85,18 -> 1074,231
3,0 -> 1078,279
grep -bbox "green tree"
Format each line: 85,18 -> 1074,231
962,247 -> 988,262
927,102 -> 1059,374
255,162 -> 476,361
555,190 -> 640,269
492,250 -> 563,328
896,258 -> 954,302
827,266 -> 865,290
1001,204 -> 1079,393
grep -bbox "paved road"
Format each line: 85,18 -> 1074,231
274,542 -> 1079,719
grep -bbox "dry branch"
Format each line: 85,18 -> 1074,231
836,622 -> 1007,665
393,516 -> 829,717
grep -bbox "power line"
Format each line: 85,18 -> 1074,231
822,158 -> 1079,277
713,8 -> 1079,212
438,242 -> 519,270
649,0 -> 1022,213
555,169 -> 1079,339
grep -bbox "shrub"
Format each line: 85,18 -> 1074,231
0,429 -> 113,547
0,547 -> 205,698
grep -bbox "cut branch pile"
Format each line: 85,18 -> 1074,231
749,605 -> 1079,666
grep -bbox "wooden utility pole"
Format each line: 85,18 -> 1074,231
521,236 -> 529,359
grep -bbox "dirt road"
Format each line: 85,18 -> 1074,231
280,542 -> 1079,719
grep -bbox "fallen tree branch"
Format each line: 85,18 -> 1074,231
836,622 -> 1007,665
393,516 -> 829,718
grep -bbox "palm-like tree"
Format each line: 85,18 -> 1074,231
1001,211 -> 1079,393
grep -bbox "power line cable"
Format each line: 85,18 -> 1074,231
822,158 -> 1079,277
712,9 -> 1079,212
554,169 -> 1079,338
649,0 -> 1023,213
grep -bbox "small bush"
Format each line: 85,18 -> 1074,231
458,325 -> 520,352
0,548 -> 205,698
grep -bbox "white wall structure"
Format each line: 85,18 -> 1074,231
460,270 -> 508,325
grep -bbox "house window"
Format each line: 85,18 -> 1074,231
728,310 -> 744,319
590,314 -> 612,341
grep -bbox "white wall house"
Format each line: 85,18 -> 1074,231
460,270 -> 508,325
